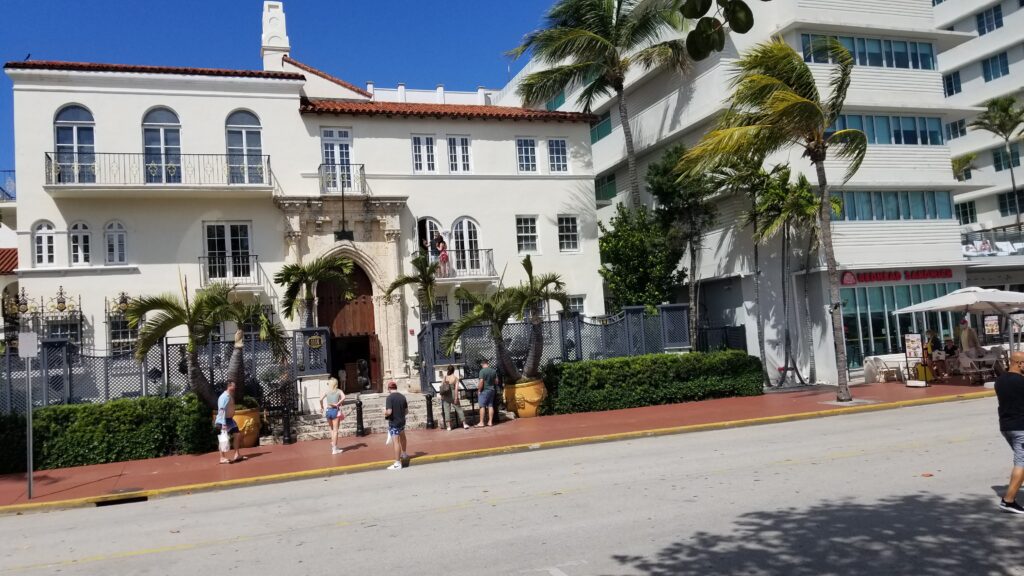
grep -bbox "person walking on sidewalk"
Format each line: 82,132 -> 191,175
476,360 -> 498,427
440,365 -> 470,431
216,381 -> 245,464
384,381 -> 408,469
320,377 -> 346,455
996,351 -> 1024,513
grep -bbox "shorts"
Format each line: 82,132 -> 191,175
478,388 -> 495,408
325,407 -> 340,421
1004,430 -> 1024,467
388,425 -> 405,437
218,418 -> 239,434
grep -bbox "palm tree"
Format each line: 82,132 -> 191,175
507,255 -> 569,380
223,301 -> 290,403
128,281 -> 234,409
441,287 -> 521,382
273,255 -> 353,328
510,0 -> 687,205
970,96 -> 1024,225
951,153 -> 977,183
384,253 -> 439,323
683,38 -> 867,401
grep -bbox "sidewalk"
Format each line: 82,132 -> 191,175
0,381 -> 993,513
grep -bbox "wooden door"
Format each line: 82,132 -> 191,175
317,264 -> 374,337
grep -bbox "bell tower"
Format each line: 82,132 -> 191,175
261,1 -> 291,71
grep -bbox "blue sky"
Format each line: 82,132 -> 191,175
0,0 -> 555,170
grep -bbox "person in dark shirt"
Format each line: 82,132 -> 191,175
995,351 -> 1024,513
384,381 -> 409,470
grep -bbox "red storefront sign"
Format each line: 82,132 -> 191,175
840,268 -> 953,286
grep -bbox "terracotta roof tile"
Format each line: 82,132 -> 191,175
0,248 -> 17,275
4,60 -> 305,81
282,56 -> 372,98
299,98 -> 594,122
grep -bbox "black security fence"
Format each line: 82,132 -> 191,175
1,328 -> 331,415
417,305 -> 706,390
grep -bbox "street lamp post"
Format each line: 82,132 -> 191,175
19,331 -> 38,499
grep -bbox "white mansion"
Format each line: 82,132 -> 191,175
4,2 -> 604,392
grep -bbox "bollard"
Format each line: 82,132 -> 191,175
282,407 -> 293,444
355,395 -> 366,437
425,393 -> 436,429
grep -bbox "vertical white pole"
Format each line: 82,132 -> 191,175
25,360 -> 33,500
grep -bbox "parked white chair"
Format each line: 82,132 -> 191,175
995,241 -> 1015,255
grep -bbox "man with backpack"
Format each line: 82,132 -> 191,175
476,359 -> 499,427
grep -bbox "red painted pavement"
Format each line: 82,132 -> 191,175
0,381 -> 990,507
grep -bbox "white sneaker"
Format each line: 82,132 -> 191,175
332,447 -> 343,455
387,461 -> 402,470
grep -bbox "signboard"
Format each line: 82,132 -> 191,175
18,332 -> 37,359
1013,313 -> 1024,334
904,333 -> 923,359
984,315 -> 1001,336
841,268 -> 954,286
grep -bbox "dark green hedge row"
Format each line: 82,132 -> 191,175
0,394 -> 215,474
542,350 -> 763,415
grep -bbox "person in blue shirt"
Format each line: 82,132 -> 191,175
216,381 -> 245,464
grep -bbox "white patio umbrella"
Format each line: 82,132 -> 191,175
891,286 -> 1024,351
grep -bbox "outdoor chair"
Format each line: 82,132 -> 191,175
995,241 -> 1015,256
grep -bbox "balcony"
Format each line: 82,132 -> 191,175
962,225 -> 1024,263
199,254 -> 262,289
319,163 -> 366,195
0,170 -> 14,201
43,153 -> 273,198
415,249 -> 497,283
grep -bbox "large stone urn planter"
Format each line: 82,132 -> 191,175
212,408 -> 262,448
503,379 -> 547,418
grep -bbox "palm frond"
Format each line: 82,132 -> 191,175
629,39 -> 689,73
731,37 -> 820,105
681,125 -> 791,176
518,62 -> 597,107
821,37 -> 854,126
827,128 -> 868,183
134,310 -> 183,359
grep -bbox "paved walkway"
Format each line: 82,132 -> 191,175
0,381 -> 993,512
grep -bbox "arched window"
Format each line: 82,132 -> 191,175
417,217 -> 443,260
54,105 -> 95,184
69,222 -> 91,265
33,221 -> 56,266
226,110 -> 263,184
143,107 -> 181,184
451,217 -> 481,273
105,221 -> 127,264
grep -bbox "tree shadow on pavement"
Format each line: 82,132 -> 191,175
611,493 -> 1021,575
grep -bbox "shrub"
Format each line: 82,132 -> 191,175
542,350 -> 763,415
0,394 -> 216,474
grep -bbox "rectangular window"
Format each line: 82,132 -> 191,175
516,216 -> 539,254
596,173 -> 617,203
109,316 -> 137,355
516,138 -> 538,172
956,201 -> 977,225
943,72 -> 962,97
884,192 -> 900,220
900,117 -> 918,145
892,41 -> 909,68
998,191 -> 1024,217
946,119 -> 967,140
909,191 -> 926,219
545,91 -> 566,111
917,43 -> 935,70
883,40 -> 894,68
446,136 -> 471,173
204,222 -> 252,281
558,215 -> 580,252
567,296 -> 585,314
548,138 -> 569,173
976,5 -> 1003,35
865,38 -> 883,67
411,135 -> 436,173
983,52 -> 1010,82
590,111 -> 612,144
432,297 -> 449,321
994,144 -> 1022,172
874,116 -> 892,144
935,191 -> 953,219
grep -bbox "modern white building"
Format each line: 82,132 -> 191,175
3,1 -> 604,393
934,0 -> 1024,290
500,0 -> 984,384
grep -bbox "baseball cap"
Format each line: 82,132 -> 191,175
387,381 -> 397,390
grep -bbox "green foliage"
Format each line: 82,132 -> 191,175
0,394 -> 215,474
273,255 -> 354,326
951,153 -> 977,183
649,144 -> 717,252
543,350 -> 763,415
969,96 -> 1024,142
599,204 -> 685,313
682,0 -> 765,59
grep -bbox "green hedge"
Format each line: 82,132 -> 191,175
0,394 -> 215,474
542,350 -> 763,415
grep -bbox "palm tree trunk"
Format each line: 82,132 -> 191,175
814,161 -> 851,401
493,334 -> 522,383
304,294 -> 315,329
752,226 -> 769,387
227,329 -> 245,403
522,307 -> 544,379
187,345 -> 217,409
782,226 -> 793,385
616,88 -> 641,207
1008,140 -> 1020,227
803,235 -> 817,384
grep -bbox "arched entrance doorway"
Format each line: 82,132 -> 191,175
317,264 -> 381,393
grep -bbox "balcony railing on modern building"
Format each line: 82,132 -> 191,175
414,249 -> 497,280
962,224 -> 1024,258
44,153 -> 272,187
0,170 -> 14,201
319,163 -> 366,195
199,254 -> 262,287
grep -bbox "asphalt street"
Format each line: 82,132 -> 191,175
1,397 -> 1020,575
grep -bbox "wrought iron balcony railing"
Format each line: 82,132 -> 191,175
962,224 -> 1024,258
0,170 -> 14,201
199,254 -> 262,287
414,249 -> 497,280
318,163 -> 366,194
44,153 -> 272,187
